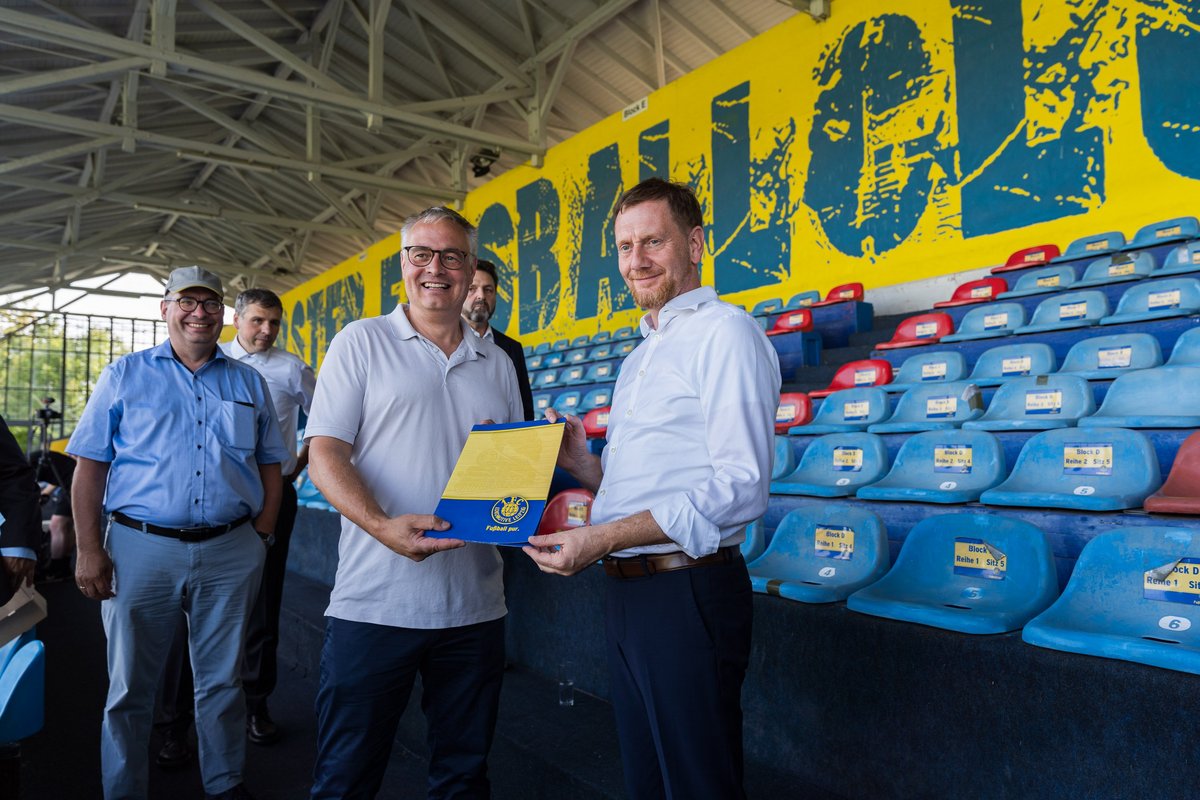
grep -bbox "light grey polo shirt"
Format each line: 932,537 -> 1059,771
304,304 -> 523,629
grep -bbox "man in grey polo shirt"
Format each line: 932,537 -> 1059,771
305,206 -> 523,798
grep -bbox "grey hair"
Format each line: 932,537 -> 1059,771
234,287 -> 283,315
401,206 -> 478,255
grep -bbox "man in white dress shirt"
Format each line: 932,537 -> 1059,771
525,177 -> 780,800
156,288 -> 315,763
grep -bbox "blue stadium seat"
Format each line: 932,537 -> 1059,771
533,342 -> 551,355
592,331 -> 612,344
996,264 -> 1079,299
584,361 -> 617,384
1156,241 -> 1200,277
542,352 -> 564,368
613,340 -> 637,357
1077,366 -> 1200,428
962,374 -> 1095,431
614,326 -> 637,340
0,639 -> 46,742
570,335 -> 590,349
855,429 -> 1005,503
532,392 -> 553,415
565,349 -> 588,365
786,290 -> 821,309
587,343 -> 612,361
746,505 -> 889,603
751,298 -> 783,316
522,344 -> 533,357
553,390 -> 582,415
771,432 -> 889,497
0,631 -> 35,678
1122,215 -> 1199,251
980,427 -> 1161,511
1056,332 -> 1163,379
966,342 -> 1058,386
846,513 -> 1058,634
1099,277 -> 1200,325
1022,526 -> 1200,675
295,473 -> 334,512
1051,230 -> 1126,262
1013,289 -> 1110,334
1071,252 -> 1156,288
552,339 -> 570,351
526,354 -> 544,370
741,518 -> 767,563
1166,326 -> 1200,366
941,302 -> 1028,342
558,365 -> 587,385
885,351 -> 969,392
772,436 -> 797,480
789,387 -> 892,434
866,383 -> 984,433
533,369 -> 560,389
580,387 -> 613,412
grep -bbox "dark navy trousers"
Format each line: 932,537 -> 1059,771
605,555 -> 753,800
310,615 -> 506,800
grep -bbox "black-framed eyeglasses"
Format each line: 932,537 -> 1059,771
403,246 -> 471,270
168,297 -> 224,315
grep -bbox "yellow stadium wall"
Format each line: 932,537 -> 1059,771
280,0 -> 1200,368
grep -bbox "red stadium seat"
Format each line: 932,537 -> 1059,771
582,407 -> 610,439
875,312 -> 954,350
775,392 -> 813,433
808,359 -> 894,399
933,277 -> 1008,308
536,489 -> 595,536
991,244 -> 1062,274
810,282 -> 864,307
766,308 -> 813,336
1143,432 -> 1200,515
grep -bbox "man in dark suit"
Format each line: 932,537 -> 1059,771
0,414 -> 43,600
462,259 -> 534,420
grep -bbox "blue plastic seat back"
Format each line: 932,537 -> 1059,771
741,518 -> 767,563
0,630 -> 35,678
0,639 -> 45,741
1022,526 -> 1200,675
1158,241 -> 1200,275
1101,277 -> 1200,324
552,390 -> 581,414
527,354 -> 544,370
867,382 -> 985,432
1058,332 -> 1163,378
559,365 -> 587,385
1074,252 -> 1155,286
786,290 -> 821,309
534,369 -> 559,388
888,351 -> 968,391
856,429 -> 1006,503
794,387 -> 891,433
980,427 -> 1161,511
566,349 -> 588,365
592,330 -> 612,344
968,343 -> 1058,385
846,513 -> 1058,634
1053,230 -> 1127,262
1167,326 -> 1200,366
552,339 -> 570,351
614,340 -> 637,357
1125,216 -> 1199,249
571,335 -> 590,348
580,387 -> 612,412
771,432 -> 889,497
752,298 -> 782,316
522,344 -> 533,357
532,392 -> 553,415
1020,290 -> 1110,331
944,302 -> 1027,340
1078,365 -> 1200,428
542,352 -> 564,368
614,326 -> 637,340
533,341 -> 551,355
962,374 -> 1096,430
746,505 -> 889,603
584,361 -> 617,383
772,436 -> 797,480
1000,265 -> 1079,296
587,343 -> 613,361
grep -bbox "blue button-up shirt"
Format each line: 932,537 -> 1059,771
67,340 -> 288,527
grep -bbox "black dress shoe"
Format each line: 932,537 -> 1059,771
246,708 -> 280,745
155,729 -> 192,770
205,783 -> 256,800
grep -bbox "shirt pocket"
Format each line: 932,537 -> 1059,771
216,400 -> 257,452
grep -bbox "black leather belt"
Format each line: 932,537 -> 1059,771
111,511 -> 251,542
603,545 -> 740,579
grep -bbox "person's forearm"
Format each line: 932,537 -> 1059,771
71,457 -> 109,554
290,442 -> 310,481
308,437 -> 390,538
254,462 -> 282,533
568,453 -> 605,494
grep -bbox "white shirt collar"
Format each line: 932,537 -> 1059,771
388,304 -> 486,357
226,334 -> 272,362
638,286 -> 718,337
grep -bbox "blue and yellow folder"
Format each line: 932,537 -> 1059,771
430,420 -> 565,546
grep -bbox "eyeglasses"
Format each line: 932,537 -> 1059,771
168,297 -> 224,315
403,246 -> 471,270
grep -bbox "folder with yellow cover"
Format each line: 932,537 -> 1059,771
430,420 -> 565,545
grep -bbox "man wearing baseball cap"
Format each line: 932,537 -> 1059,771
69,265 -> 287,800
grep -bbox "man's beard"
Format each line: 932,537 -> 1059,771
627,274 -> 677,311
466,303 -> 492,325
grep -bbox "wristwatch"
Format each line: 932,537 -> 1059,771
256,530 -> 276,547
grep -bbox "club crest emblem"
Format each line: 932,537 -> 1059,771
491,496 -> 529,525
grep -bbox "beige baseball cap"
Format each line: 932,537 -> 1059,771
164,266 -> 222,296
